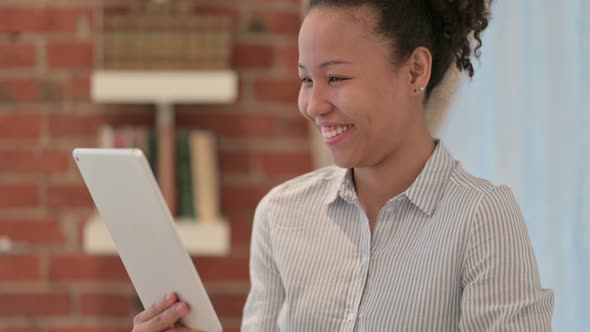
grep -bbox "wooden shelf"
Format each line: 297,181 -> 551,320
89,70 -> 235,256
83,214 -> 230,256
91,70 -> 238,104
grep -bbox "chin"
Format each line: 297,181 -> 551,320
329,153 -> 359,169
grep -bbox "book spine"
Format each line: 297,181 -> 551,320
99,125 -> 114,148
147,129 -> 158,179
176,130 -> 196,219
134,126 -> 149,157
157,107 -> 176,216
189,130 -> 221,222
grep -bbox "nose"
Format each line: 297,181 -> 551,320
304,85 -> 332,119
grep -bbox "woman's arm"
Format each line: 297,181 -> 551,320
459,186 -> 554,331
241,193 -> 285,331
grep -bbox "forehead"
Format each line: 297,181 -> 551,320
298,6 -> 387,66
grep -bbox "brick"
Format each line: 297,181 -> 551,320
103,5 -> 130,16
0,112 -> 42,140
276,47 -> 299,78
191,256 -> 249,282
0,79 -> 41,103
47,42 -> 94,69
210,293 -> 248,316
79,6 -> 99,33
0,218 -> 64,245
49,255 -> 130,282
0,44 -> 36,69
0,111 -> 42,140
0,291 -> 70,316
255,78 -> 300,103
250,11 -> 301,36
230,219 -> 252,246
40,149 -> 71,174
0,7 -> 79,33
100,107 -> 154,125
176,113 -> 274,138
0,149 -> 69,175
62,74 -> 91,101
48,112 -> 103,138
221,185 -> 270,212
193,6 -> 240,20
0,78 -> 77,103
80,292 -> 135,316
0,150 -> 37,173
274,115 -> 309,138
47,184 -> 94,208
278,45 -> 300,75
219,151 -> 251,173
233,43 -> 274,69
250,0 -> 301,3
0,184 -> 39,208
0,255 -> 40,281
255,151 -> 312,176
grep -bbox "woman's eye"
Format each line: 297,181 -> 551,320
300,77 -> 312,83
328,76 -> 346,83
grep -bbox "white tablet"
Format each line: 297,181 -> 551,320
73,148 -> 222,332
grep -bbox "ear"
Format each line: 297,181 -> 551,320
406,47 -> 432,95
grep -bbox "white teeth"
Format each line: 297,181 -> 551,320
322,124 -> 352,139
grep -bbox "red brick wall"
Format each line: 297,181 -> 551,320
0,1 -> 309,331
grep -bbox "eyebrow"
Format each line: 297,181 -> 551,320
298,60 -> 352,70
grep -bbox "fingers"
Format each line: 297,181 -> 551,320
141,301 -> 190,332
135,293 -> 178,323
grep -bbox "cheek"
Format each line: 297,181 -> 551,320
332,87 -> 371,125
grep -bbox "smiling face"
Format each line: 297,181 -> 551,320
298,5 -> 421,169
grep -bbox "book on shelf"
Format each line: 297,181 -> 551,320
99,125 -> 222,223
101,14 -> 232,70
99,125 -> 155,172
176,130 -> 195,219
188,129 -> 222,223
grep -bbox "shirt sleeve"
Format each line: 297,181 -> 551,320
459,186 -> 554,331
241,192 -> 285,331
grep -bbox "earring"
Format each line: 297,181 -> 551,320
412,86 -> 425,94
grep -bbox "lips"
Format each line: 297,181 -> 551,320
321,124 -> 353,139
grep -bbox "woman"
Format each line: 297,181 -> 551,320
133,0 -> 554,331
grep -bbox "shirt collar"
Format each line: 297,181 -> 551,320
404,140 -> 456,216
325,140 -> 456,216
325,167 -> 352,205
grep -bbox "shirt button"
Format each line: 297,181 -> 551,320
346,313 -> 356,321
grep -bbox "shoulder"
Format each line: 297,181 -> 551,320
255,165 -> 344,214
265,165 -> 344,204
448,162 -> 499,195
445,163 -> 525,240
444,162 -> 523,222
448,162 -> 518,202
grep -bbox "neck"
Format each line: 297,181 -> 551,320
353,121 -> 435,209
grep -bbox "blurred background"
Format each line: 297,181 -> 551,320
0,0 -> 587,331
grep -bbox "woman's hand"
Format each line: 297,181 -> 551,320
132,292 -> 203,332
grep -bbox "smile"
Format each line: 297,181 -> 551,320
321,124 -> 353,139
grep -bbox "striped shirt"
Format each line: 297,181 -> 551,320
241,141 -> 554,331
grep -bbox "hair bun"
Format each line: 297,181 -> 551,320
430,0 -> 492,77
